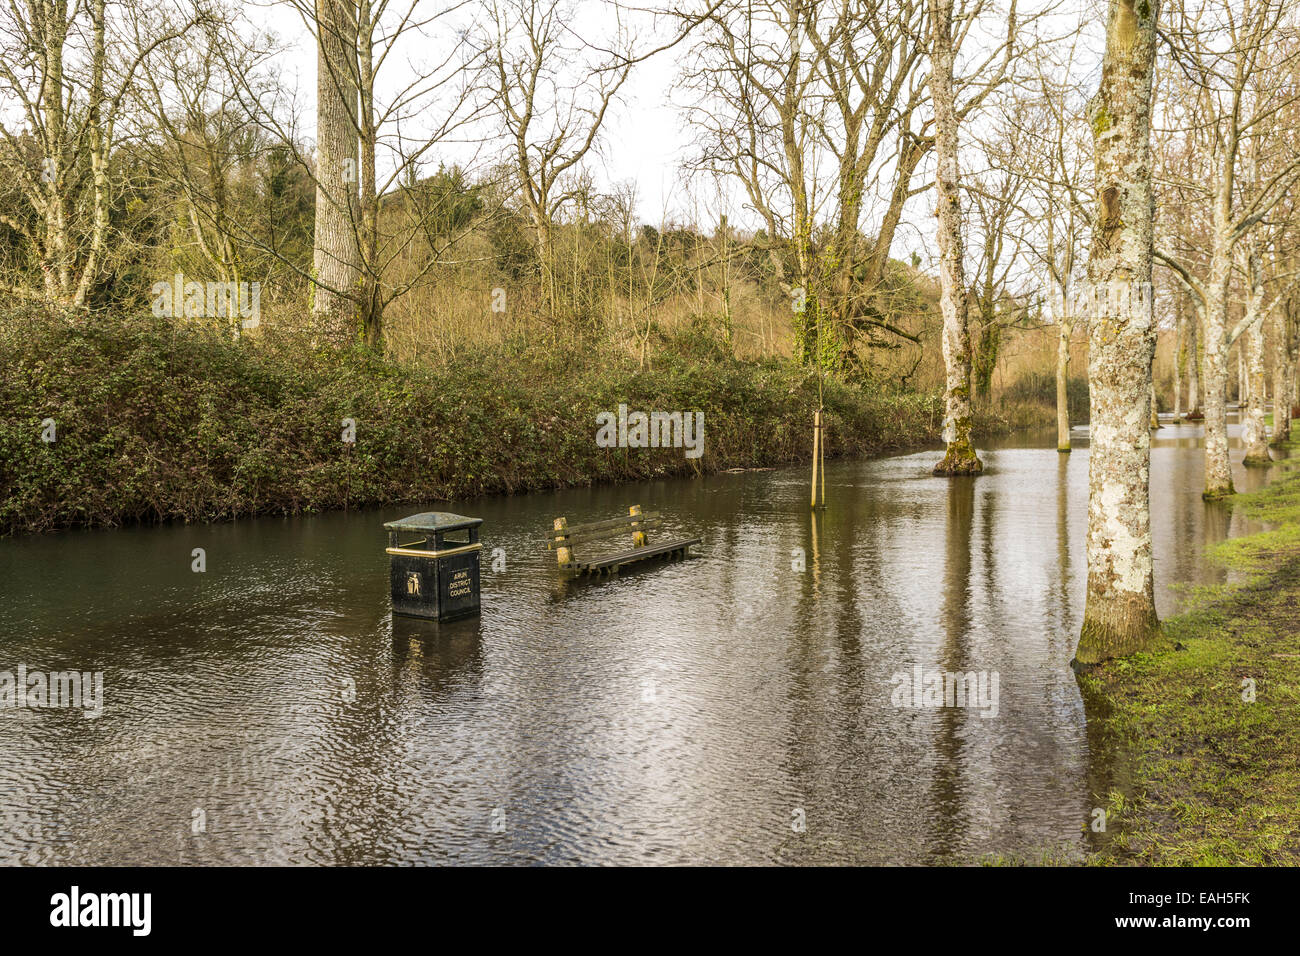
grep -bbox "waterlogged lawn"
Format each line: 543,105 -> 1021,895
1080,442 -> 1300,866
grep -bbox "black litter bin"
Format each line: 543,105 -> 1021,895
384,512 -> 483,620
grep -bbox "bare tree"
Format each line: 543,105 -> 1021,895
1075,0 -> 1161,665
927,0 -> 1017,474
681,0 -> 946,370
804,0 -> 931,360
486,0 -> 634,321
218,0 -> 489,346
0,0 -> 197,305
965,113 -> 1034,412
134,11 -> 283,295
1021,37 -> 1094,450
681,0 -> 830,362
1157,0 -> 1300,498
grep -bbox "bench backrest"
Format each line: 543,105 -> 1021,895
546,506 -> 658,569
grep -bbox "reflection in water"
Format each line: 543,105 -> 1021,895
1075,659 -> 1137,857
1057,453 -> 1072,608
928,477 -> 976,860
0,417 -> 1280,864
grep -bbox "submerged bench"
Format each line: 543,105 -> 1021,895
546,505 -> 701,578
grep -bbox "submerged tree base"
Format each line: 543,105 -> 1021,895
1244,454 -> 1274,468
933,440 -> 983,476
1073,598 -> 1161,666
1203,481 -> 1237,500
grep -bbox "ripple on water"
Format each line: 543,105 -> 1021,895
0,420 -> 1277,863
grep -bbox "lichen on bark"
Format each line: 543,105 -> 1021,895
934,427 -> 983,475
1075,0 -> 1162,666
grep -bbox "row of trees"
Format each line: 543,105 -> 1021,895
1068,0 -> 1300,661
865,0 -> 1300,661
0,0 -> 1087,393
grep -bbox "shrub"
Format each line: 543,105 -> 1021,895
0,307 -> 946,534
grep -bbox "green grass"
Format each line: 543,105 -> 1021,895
1079,439 -> 1300,865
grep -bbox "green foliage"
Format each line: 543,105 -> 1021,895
486,210 -> 536,282
0,306 -> 945,534
404,165 -> 484,239
972,314 -> 1001,401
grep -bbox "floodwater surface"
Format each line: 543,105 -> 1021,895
0,416 -> 1279,864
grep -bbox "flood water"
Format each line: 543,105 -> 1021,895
0,415 -> 1281,865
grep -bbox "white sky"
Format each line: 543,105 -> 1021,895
248,0 -> 695,222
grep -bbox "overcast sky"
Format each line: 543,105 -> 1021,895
248,0 -> 696,222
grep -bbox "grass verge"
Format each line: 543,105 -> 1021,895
1079,439 -> 1300,865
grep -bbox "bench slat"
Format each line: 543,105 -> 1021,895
544,512 -> 660,540
545,519 -> 662,549
575,536 -> 701,573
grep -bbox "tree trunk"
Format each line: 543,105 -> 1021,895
1057,312 -> 1075,452
1075,0 -> 1161,666
1241,250 -> 1271,464
73,0 -> 109,307
929,0 -> 981,476
1186,304 -> 1200,416
356,1 -> 382,350
1201,243 -> 1234,497
312,0 -> 361,342
1238,345 -> 1248,404
1272,311 -> 1292,445
1172,295 -> 1184,420
786,138 -> 816,366
1242,322 -> 1271,465
34,5 -> 74,302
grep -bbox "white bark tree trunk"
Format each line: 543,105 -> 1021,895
1242,256 -> 1272,465
929,0 -> 981,475
1076,0 -> 1161,665
1271,311 -> 1292,446
1202,235 -> 1235,497
1172,296 -> 1184,420
1242,326 -> 1271,464
1239,346 -> 1248,404
312,0 -> 361,341
1057,312 -> 1075,452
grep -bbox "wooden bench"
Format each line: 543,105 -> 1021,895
546,505 -> 701,578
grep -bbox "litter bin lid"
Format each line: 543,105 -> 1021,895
384,512 -> 483,533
